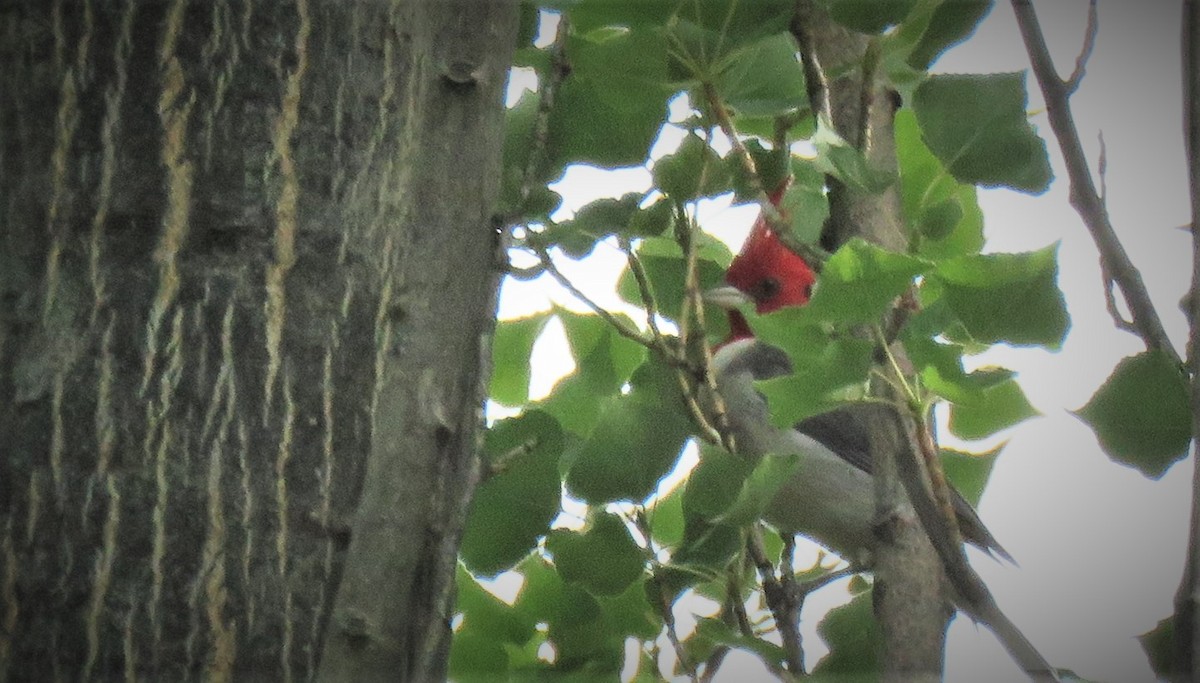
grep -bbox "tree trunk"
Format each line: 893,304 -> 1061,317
792,2 -> 950,680
0,0 -> 517,680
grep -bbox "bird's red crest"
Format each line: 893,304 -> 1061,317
725,192 -> 817,306
718,184 -> 818,342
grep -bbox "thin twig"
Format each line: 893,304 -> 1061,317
622,237 -> 668,346
516,15 -> 571,211
482,438 -> 538,479
746,528 -> 804,677
876,334 -> 1060,680
778,535 -> 805,675
621,232 -> 727,446
656,580 -> 700,683
675,203 -> 740,453
1100,261 -> 1138,335
532,245 -> 654,349
700,80 -> 829,270
702,81 -> 760,183
790,6 -> 833,131
1012,0 -> 1182,365
794,565 -> 858,601
1065,0 -> 1099,94
853,37 -> 883,152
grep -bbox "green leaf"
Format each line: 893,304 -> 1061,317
814,590 -> 881,676
913,72 -> 1052,193
513,556 -> 625,672
941,444 -> 1004,508
931,245 -> 1070,349
917,348 -> 1014,405
948,376 -> 1039,440
548,30 -> 671,169
461,411 -> 565,575
693,616 -> 789,670
659,0 -> 795,66
652,133 -> 731,201
559,307 -> 648,381
498,92 -> 544,217
813,115 -> 896,194
895,109 -> 985,260
685,444 -> 753,520
565,359 -> 693,504
624,197 -> 675,238
1075,351 -> 1192,479
779,160 -> 830,244
456,565 -> 537,645
714,32 -> 806,117
515,1 -> 540,48
824,0 -> 917,33
558,193 -> 643,243
804,238 -> 929,324
729,139 -> 791,202
751,317 -> 876,426
1139,616 -> 1175,680
490,313 -> 552,406
448,627 -> 508,681
547,512 -> 646,596
566,0 -> 678,34
919,197 -> 962,242
714,452 -> 803,526
597,577 -> 662,640
646,483 -> 686,547
540,308 -> 647,435
656,513 -> 743,596
616,234 -> 732,322
906,0 -> 993,70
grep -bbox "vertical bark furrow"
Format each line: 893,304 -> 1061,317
201,361 -> 236,683
262,0 -> 310,425
197,0 -> 239,172
142,0 -> 196,396
82,474 -> 121,681
274,366 -> 298,683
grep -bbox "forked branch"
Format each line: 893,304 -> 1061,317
1012,0 -> 1182,366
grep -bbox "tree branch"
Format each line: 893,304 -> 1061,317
746,528 -> 805,676
1175,0 -> 1200,679
1012,0 -> 1182,366
791,2 -> 951,677
1065,0 -> 1099,93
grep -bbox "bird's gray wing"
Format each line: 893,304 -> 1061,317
797,404 -> 1014,563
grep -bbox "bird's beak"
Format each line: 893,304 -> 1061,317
703,285 -> 752,310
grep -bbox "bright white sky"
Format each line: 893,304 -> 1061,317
493,2 -> 1193,681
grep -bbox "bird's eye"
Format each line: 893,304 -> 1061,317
753,277 -> 781,302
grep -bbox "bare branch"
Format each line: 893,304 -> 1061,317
894,410 -> 1061,681
1174,0 -> 1200,679
654,580 -> 700,683
532,245 -> 655,349
747,528 -> 805,677
1100,261 -> 1139,336
516,16 -> 570,211
1012,0 -> 1183,365
1065,0 -> 1099,93
789,6 -> 833,131
700,78 -> 830,271
1098,131 -> 1108,205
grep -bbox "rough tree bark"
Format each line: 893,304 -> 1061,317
792,2 -> 950,680
0,0 -> 517,680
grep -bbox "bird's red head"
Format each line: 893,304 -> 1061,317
722,194 -> 818,341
